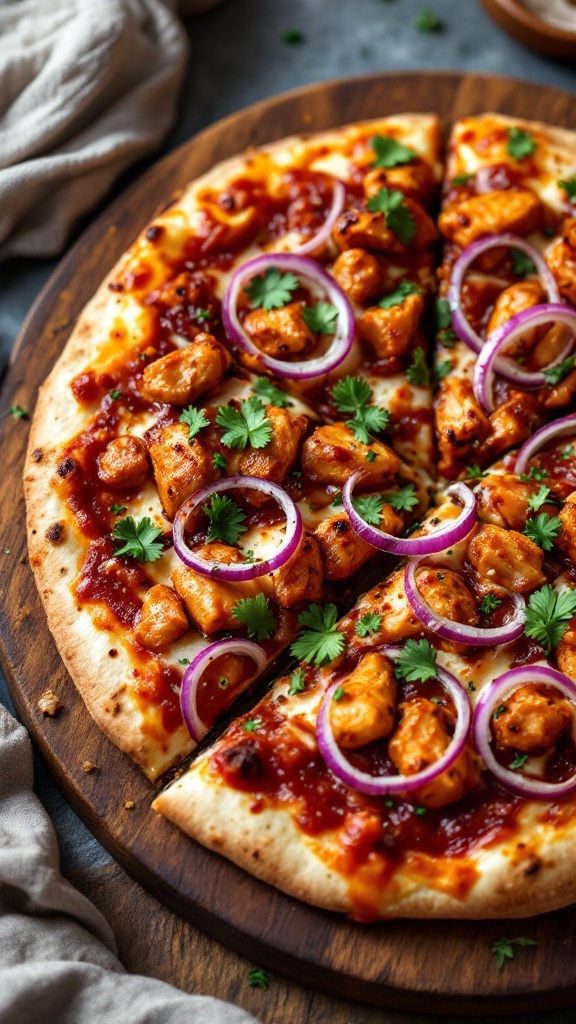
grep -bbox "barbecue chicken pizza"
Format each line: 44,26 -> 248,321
24,110 -> 576,919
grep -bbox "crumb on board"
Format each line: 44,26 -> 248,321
37,690 -> 63,716
82,760 -> 96,773
124,800 -> 135,810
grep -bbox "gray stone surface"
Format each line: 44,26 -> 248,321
1,0 -> 576,1016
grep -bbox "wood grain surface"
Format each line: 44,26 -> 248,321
3,73 -> 576,1018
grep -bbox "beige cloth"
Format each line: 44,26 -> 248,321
0,0 -> 188,260
0,703 -> 259,1023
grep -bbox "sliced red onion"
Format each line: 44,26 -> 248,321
447,233 -> 560,356
222,253 -> 355,380
180,639 -> 267,742
473,304 -> 576,412
316,645 -> 471,797
404,557 -> 525,646
290,180 -> 346,256
473,665 -> 576,800
173,475 -> 302,581
515,413 -> 576,476
342,474 -> 476,556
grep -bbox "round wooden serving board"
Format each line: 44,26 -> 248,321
3,72 -> 576,1017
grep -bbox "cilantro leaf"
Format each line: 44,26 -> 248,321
506,127 -> 537,160
510,248 -> 536,277
479,594 -> 502,615
491,936 -> 537,970
109,503 -> 127,515
394,638 -> 437,683
213,452 -> 227,470
433,360 -> 452,385
288,669 -> 306,695
248,966 -> 270,989
113,516 -> 164,562
465,463 -> 487,480
370,134 -> 416,168
232,593 -> 277,640
544,354 -> 575,386
435,298 -> 453,331
378,280 -> 421,309
331,376 -> 371,413
352,494 -> 386,525
355,612 -> 382,637
9,404 -> 29,419
510,752 -> 528,770
252,376 -> 293,408
245,267 -> 300,311
405,347 -> 430,386
347,406 -> 389,445
194,307 -> 211,323
524,584 -> 576,653
216,397 -> 273,450
301,302 -> 339,334
413,8 -> 443,31
527,484 -> 553,512
331,376 -> 388,444
366,187 -> 416,245
523,512 -> 561,551
381,484 -> 418,512
202,494 -> 247,546
243,717 -> 263,732
180,406 -> 210,441
453,173 -> 473,186
290,603 -> 346,667
558,175 -> 576,201
333,686 -> 345,702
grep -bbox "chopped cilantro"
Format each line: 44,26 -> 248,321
245,267 -> 299,310
203,494 -> 247,546
355,612 -> 382,637
232,594 -> 277,640
109,503 -> 127,515
252,376 -> 293,408
180,406 -> 210,441
330,376 -> 389,444
178,658 -> 190,666
479,594 -> 502,615
333,686 -> 345,702
212,452 -> 227,470
290,603 -> 346,667
506,127 -> 537,160
366,187 -> 416,245
510,248 -> 536,277
216,397 -> 273,449
520,465 -> 548,483
439,328 -> 458,348
110,389 -> 122,400
465,463 -> 487,480
394,638 -> 437,683
524,584 -> 576,653
9,404 -> 28,419
194,307 -> 211,323
435,298 -> 452,331
405,347 -> 430,386
243,718 -> 263,733
382,484 -> 418,512
433,360 -> 452,385
493,705 -> 507,720
527,484 -> 553,513
413,8 -> 443,31
558,175 -> 576,201
378,280 -> 421,309
523,512 -> 561,551
561,446 -> 574,460
331,491 -> 343,507
301,302 -> 339,334
365,450 -> 376,463
288,669 -> 306,696
468,681 -> 476,692
414,806 -> 426,816
352,493 -> 386,526
453,173 -> 473,186
492,936 -> 537,970
370,134 -> 416,168
510,752 -> 529,771
113,516 -> 164,563
544,355 -> 575,386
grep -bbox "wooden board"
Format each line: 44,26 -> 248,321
3,72 -> 576,1017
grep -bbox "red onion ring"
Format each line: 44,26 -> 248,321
173,475 -> 302,581
515,412 -> 576,476
404,557 -> 525,647
316,645 -> 471,797
473,665 -> 576,800
222,253 -> 355,380
342,474 -> 476,555
473,304 -> 576,412
180,639 -> 267,742
290,180 -> 346,256
447,233 -> 560,355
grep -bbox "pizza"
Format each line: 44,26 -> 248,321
24,110 -> 576,920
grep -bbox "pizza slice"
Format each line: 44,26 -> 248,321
434,113 -> 576,479
154,417 -> 576,920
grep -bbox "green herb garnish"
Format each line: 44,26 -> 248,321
216,397 -> 273,450
366,187 -> 416,244
113,516 -> 164,563
290,603 -> 346,667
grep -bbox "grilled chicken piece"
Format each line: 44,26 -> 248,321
388,698 -> 476,809
414,566 -> 479,631
546,217 -> 576,305
485,280 -> 545,340
478,391 -> 539,464
362,160 -> 436,203
331,248 -> 383,305
557,492 -> 576,562
134,585 -> 188,653
475,473 -> 541,531
544,367 -> 576,411
140,334 -> 231,406
357,292 -> 424,360
435,377 -> 491,477
468,523 -> 545,593
148,423 -> 218,519
557,631 -> 576,678
301,423 -> 400,488
438,189 -> 542,249
351,569 -> 421,647
272,533 -> 324,607
172,544 -> 270,636
243,302 -> 316,358
97,436 -> 149,489
314,512 -> 375,581
492,684 -> 572,752
332,197 -> 437,255
330,652 -> 397,749
235,406 -> 307,488
154,270 -> 207,310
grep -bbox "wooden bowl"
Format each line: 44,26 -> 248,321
480,0 -> 576,58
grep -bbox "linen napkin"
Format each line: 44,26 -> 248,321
0,703 -> 259,1023
0,0 -> 188,261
